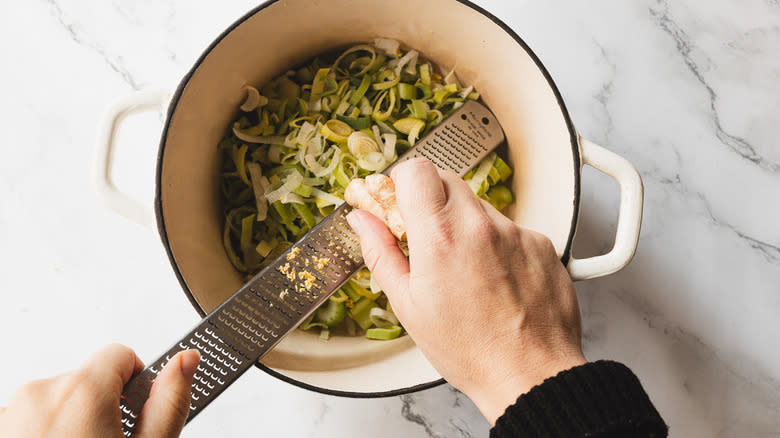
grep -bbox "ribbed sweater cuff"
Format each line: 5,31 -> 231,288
490,361 -> 667,438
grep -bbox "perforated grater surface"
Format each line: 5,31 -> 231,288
119,100 -> 505,435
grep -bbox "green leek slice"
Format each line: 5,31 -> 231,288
349,298 -> 379,330
292,203 -> 316,229
320,120 -> 353,144
372,69 -> 400,90
485,185 -> 514,210
409,99 -> 428,119
372,88 -> 397,121
335,114 -> 371,130
397,82 -> 417,100
315,299 -> 347,327
366,326 -> 402,340
494,156 -> 513,182
418,63 -> 431,86
223,209 -> 247,272
231,144 -> 250,185
255,238 -> 278,258
393,117 -> 426,144
349,74 -> 372,106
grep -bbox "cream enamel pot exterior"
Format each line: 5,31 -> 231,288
94,0 -> 643,396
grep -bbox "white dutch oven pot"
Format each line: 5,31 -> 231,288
95,0 -> 643,397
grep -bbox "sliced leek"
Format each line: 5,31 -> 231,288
218,38 -> 515,340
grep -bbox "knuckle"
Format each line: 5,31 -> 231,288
74,371 -> 102,395
515,228 -> 555,254
67,369 -> 90,388
106,343 -> 135,359
17,380 -> 44,398
533,232 -> 556,254
55,371 -> 101,406
15,377 -> 56,407
426,215 -> 456,247
469,215 -> 500,246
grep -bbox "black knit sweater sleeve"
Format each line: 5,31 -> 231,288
490,361 -> 668,438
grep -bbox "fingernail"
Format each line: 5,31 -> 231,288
179,350 -> 200,376
346,211 -> 363,234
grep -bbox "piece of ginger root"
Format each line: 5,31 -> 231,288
344,174 -> 407,241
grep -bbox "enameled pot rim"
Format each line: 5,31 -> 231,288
153,0 -> 581,398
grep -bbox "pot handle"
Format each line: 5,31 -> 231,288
567,138 -> 644,281
93,89 -> 169,229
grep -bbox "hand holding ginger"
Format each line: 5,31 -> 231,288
345,158 -> 586,425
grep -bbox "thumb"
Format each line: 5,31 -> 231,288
347,209 -> 410,308
135,350 -> 200,438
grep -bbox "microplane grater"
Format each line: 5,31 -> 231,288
119,100 -> 505,435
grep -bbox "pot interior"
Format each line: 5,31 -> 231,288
158,0 -> 578,394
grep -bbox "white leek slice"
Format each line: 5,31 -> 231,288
297,121 -> 317,146
232,124 -> 286,145
358,151 -> 387,171
359,96 -> 372,116
458,85 -> 474,99
265,171 -> 303,204
373,125 -> 396,162
280,152 -> 299,165
382,133 -> 397,162
311,188 -> 344,206
373,38 -> 400,56
240,85 -> 268,112
372,125 -> 384,150
351,276 -> 371,289
280,192 -> 305,205
443,67 -> 461,87
369,307 -> 399,328
394,50 -> 419,76
310,129 -> 323,154
246,162 -> 268,221
369,275 -> 382,294
347,131 -> 380,157
284,131 -> 298,148
305,146 -> 342,177
467,154 -> 495,194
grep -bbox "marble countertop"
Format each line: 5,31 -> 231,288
1,0 -> 778,436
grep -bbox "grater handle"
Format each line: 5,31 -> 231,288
119,319 -> 257,435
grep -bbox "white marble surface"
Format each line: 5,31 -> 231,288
1,0 -> 778,436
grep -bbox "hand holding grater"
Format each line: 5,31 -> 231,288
118,101 -> 505,436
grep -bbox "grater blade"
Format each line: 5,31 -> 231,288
119,100 -> 505,435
